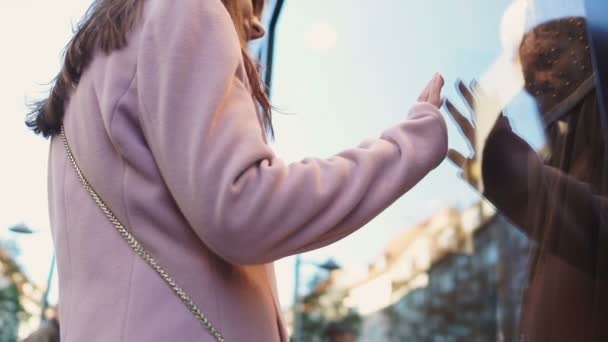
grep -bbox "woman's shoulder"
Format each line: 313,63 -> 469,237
142,0 -> 236,34
133,0 -> 243,123
138,0 -> 241,59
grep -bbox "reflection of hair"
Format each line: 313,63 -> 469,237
27,0 -> 273,138
221,0 -> 274,136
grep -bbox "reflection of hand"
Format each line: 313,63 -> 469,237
447,78 -> 530,197
445,80 -> 518,191
445,80 -> 482,189
417,73 -> 445,109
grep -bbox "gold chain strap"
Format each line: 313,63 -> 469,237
60,126 -> 225,342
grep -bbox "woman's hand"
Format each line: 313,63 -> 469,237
418,73 -> 445,108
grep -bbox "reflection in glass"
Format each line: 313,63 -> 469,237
264,0 -> 607,340
489,18 -> 607,342
449,7 -> 608,342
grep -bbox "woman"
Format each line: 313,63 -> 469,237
448,17 -> 608,341
27,0 -> 448,341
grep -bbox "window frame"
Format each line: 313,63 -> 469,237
585,0 -> 608,144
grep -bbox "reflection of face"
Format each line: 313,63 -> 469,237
519,17 -> 592,114
236,0 -> 266,41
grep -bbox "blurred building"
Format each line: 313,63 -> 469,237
0,244 -> 43,341
299,203 -> 530,341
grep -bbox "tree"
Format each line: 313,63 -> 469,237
298,272 -> 362,342
0,282 -> 20,342
0,240 -> 29,342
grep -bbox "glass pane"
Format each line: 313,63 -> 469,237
470,1 -> 608,341
263,0 -> 607,340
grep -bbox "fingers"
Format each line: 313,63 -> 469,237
469,79 -> 489,100
418,73 -> 444,107
470,79 -> 480,95
457,80 -> 477,121
445,99 -> 475,148
418,81 -> 431,103
447,149 -> 468,169
428,74 -> 444,108
448,149 -> 480,189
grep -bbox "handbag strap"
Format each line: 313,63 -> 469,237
60,126 -> 225,342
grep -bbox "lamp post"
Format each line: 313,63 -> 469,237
39,254 -> 55,322
292,256 -> 341,342
262,0 -> 286,95
8,224 -> 55,324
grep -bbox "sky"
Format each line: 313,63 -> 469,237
0,0 -> 93,304
266,0 -> 584,305
0,0 -> 584,310
269,0 -> 512,305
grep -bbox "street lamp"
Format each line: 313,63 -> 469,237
9,224 -> 35,235
8,224 -> 55,324
292,255 -> 341,342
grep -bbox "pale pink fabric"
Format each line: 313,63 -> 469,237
47,0 -> 448,340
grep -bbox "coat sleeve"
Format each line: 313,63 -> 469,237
136,0 -> 448,265
482,123 -> 608,274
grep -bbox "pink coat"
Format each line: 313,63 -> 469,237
47,0 -> 447,340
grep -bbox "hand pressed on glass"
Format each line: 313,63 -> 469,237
418,73 -> 445,108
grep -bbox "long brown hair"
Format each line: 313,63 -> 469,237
26,0 -> 273,138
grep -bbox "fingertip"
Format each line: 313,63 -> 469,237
470,79 -> 478,90
444,98 -> 454,108
435,73 -> 445,86
455,78 -> 464,90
